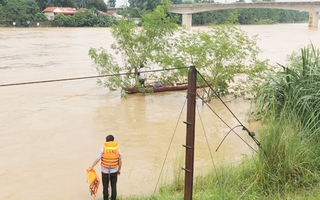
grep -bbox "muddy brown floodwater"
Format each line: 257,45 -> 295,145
0,23 -> 319,200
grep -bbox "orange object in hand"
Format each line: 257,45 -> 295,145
86,167 -> 100,197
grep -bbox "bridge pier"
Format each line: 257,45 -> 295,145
182,14 -> 192,27
308,12 -> 319,28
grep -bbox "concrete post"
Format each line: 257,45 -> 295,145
308,12 -> 319,28
182,14 -> 192,27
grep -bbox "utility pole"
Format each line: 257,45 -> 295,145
183,66 -> 197,200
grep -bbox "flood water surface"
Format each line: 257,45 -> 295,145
0,24 -> 320,199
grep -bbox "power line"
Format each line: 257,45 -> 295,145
0,74 -> 102,87
153,96 -> 187,194
196,70 -> 262,152
0,67 -> 190,87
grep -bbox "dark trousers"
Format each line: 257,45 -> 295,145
139,79 -> 145,87
101,172 -> 118,200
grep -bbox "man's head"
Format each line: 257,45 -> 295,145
106,135 -> 114,142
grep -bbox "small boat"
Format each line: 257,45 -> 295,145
124,83 -> 190,94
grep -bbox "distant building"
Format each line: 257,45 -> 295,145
42,7 -> 76,20
42,7 -> 122,20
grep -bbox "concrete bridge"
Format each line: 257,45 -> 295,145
170,1 -> 320,28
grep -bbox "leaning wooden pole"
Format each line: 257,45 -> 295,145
183,65 -> 197,200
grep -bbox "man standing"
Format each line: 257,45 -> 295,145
138,64 -> 146,87
89,135 -> 122,200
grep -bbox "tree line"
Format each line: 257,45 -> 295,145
0,0 -> 118,27
0,0 -> 309,27
124,0 -> 308,25
191,9 -> 308,25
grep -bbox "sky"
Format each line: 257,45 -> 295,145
115,0 -> 126,7
103,0 -> 127,8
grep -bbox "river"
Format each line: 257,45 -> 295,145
0,23 -> 319,200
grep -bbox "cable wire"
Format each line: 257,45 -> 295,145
215,125 -> 244,152
153,95 -> 187,194
196,71 -> 262,150
0,67 -> 190,87
197,72 -> 244,125
196,93 -> 258,153
196,104 -> 217,170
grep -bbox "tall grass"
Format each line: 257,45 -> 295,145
251,43 -> 320,195
254,110 -> 319,194
254,44 -> 320,132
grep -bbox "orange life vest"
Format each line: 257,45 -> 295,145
101,141 -> 119,168
86,167 -> 100,197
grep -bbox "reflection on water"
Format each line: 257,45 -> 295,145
0,24 -> 319,199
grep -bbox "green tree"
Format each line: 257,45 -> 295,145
107,0 -> 116,7
0,4 -> 5,26
89,0 -> 178,95
146,0 -> 162,11
34,12 -> 48,21
35,0 -> 51,10
74,0 -> 89,8
53,13 -> 66,26
83,8 -> 99,26
154,23 -> 270,100
238,9 -> 254,24
171,0 -> 183,4
72,11 -> 86,26
128,0 -> 143,9
4,0 -> 40,26
53,8 -> 117,27
193,11 -> 217,25
88,0 -> 108,11
63,15 -> 75,26
52,0 -> 77,7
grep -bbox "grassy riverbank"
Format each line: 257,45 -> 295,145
120,44 -> 320,200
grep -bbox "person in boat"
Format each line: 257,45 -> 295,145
88,135 -> 122,200
137,64 -> 145,87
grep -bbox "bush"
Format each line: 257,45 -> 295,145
34,12 -> 48,22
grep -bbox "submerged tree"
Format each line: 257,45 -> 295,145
89,0 -> 178,96
156,23 -> 271,101
152,11 -> 271,101
89,1 -> 270,99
